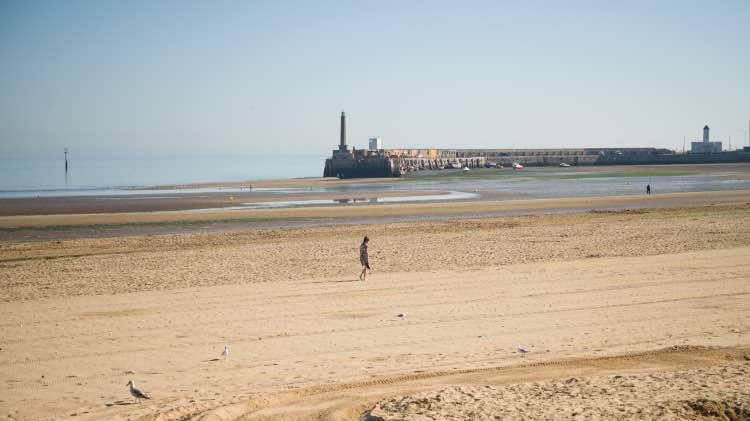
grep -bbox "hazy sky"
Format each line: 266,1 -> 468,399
1,1 -> 749,156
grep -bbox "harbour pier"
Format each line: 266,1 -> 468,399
324,116 -> 750,178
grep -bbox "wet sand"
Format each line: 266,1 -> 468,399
0,186 -> 748,420
1,189 -> 749,233
0,190 -> 443,217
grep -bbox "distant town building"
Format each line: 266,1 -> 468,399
369,137 -> 383,150
691,125 -> 722,153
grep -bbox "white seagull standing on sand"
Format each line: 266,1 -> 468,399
517,345 -> 529,354
222,344 -> 230,360
126,380 -> 151,403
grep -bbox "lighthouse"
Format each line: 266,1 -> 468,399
691,124 -> 722,153
339,111 -> 347,151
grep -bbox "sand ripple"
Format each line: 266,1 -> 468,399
365,360 -> 750,420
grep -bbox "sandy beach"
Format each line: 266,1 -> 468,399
1,189 -> 749,420
6,1 -> 750,418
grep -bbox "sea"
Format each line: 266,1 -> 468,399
0,152 -> 327,198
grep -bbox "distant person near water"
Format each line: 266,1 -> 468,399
359,236 -> 370,281
646,184 -> 651,195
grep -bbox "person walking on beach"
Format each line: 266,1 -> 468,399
359,236 -> 370,281
646,184 -> 651,195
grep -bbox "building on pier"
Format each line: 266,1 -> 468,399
691,125 -> 722,153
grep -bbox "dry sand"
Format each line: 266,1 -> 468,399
366,359 -> 750,420
1,195 -> 749,420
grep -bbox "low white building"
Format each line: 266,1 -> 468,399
369,137 -> 383,150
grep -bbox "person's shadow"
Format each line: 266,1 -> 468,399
309,279 -> 360,284
104,400 -> 135,407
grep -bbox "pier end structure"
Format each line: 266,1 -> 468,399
323,111 -> 402,178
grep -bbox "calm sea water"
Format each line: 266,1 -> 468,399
0,152 -> 327,193
2,153 -> 749,201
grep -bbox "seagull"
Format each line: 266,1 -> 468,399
222,345 -> 229,360
126,380 -> 151,403
517,345 -> 529,354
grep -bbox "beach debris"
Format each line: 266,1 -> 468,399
126,380 -> 151,403
517,345 -> 529,353
397,313 -> 405,318
222,344 -> 230,360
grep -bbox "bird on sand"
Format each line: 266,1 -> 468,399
126,380 -> 151,403
221,344 -> 229,360
517,345 -> 529,353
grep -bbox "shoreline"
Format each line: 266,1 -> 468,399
0,162 -> 747,221
3,161 -> 749,196
1,163 -> 748,224
144,162 -> 750,190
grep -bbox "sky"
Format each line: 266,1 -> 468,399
1,1 -> 749,157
